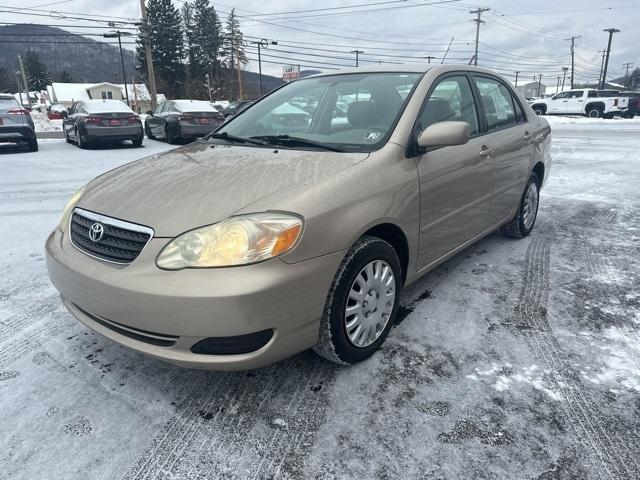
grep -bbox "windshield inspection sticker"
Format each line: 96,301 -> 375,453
365,131 -> 382,140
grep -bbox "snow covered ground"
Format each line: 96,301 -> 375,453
1,123 -> 639,479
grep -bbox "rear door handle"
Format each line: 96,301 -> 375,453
479,146 -> 494,157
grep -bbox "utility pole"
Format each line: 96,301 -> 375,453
17,55 -> 29,107
103,28 -> 131,106
514,71 -> 520,87
205,73 -> 212,102
600,28 -> 620,90
132,76 -> 139,112
561,66 -> 568,90
622,62 -> 633,89
597,50 -> 606,88
537,74 -> 543,97
251,39 -> 278,96
564,36 -> 580,89
139,0 -> 158,109
350,49 -> 364,67
470,7 -> 490,66
556,76 -> 561,93
424,55 -> 435,64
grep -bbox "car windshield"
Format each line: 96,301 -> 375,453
216,72 -> 423,152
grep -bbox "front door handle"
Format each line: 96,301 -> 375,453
479,145 -> 494,157
524,131 -> 534,143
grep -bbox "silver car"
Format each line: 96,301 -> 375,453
0,94 -> 38,152
46,65 -> 551,370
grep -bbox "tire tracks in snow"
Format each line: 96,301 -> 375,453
514,226 -> 640,479
122,356 -> 337,480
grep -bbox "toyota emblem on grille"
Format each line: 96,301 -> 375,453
89,222 -> 105,242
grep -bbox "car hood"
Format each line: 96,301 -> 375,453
78,141 -> 368,237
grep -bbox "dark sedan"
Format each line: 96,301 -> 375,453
63,100 -> 143,148
145,100 -> 225,144
218,100 -> 254,118
0,94 -> 38,152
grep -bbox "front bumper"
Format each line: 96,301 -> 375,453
45,228 -> 344,370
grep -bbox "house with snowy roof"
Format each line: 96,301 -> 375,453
47,82 -> 165,113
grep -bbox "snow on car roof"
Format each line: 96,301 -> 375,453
172,100 -> 218,112
83,100 -> 135,114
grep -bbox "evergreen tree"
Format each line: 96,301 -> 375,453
137,0 -> 185,98
23,49 -> 51,91
58,70 -> 73,83
188,0 -> 222,99
223,9 -> 247,99
0,67 -> 13,93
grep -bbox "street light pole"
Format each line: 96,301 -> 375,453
104,29 -> 131,106
250,39 -> 277,96
561,66 -> 568,90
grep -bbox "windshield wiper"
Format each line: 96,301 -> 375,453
250,135 -> 344,152
208,131 -> 267,147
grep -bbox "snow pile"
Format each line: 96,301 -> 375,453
544,115 -> 640,125
30,111 -> 62,132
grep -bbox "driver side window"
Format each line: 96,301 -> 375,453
419,76 -> 479,134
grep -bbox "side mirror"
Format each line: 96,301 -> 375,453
417,121 -> 470,148
60,111 -> 68,119
146,110 -> 154,116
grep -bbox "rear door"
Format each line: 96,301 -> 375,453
472,75 -> 533,223
415,74 -> 493,268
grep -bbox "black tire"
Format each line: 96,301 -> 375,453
132,135 -> 143,148
166,124 -> 180,145
586,106 -> 602,118
76,127 -> 88,149
145,123 -> 155,140
314,235 -> 402,365
603,113 -> 614,119
64,128 -> 72,144
532,105 -> 545,116
500,172 -> 540,239
27,138 -> 38,152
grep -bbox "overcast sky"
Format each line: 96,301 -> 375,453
1,0 -> 638,85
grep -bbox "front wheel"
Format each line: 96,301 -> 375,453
501,172 -> 540,239
314,236 -> 402,365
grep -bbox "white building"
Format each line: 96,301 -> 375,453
47,83 -> 165,112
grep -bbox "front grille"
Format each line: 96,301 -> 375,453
70,208 -> 153,264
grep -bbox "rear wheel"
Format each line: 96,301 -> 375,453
76,127 -> 88,149
587,106 -> 603,118
166,124 -> 180,144
501,172 -> 540,239
64,128 -> 72,144
27,138 -> 38,152
132,135 -> 143,148
314,236 -> 402,365
532,105 -> 545,116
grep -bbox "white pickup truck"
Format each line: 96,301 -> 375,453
531,89 -> 629,118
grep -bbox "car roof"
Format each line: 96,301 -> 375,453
303,63 -> 506,79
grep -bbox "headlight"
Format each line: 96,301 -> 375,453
58,186 -> 85,232
156,213 -> 303,270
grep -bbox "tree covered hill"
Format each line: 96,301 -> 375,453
0,24 -> 137,86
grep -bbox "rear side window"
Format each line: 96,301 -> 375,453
474,76 -> 516,131
588,91 -> 598,98
420,76 -> 479,134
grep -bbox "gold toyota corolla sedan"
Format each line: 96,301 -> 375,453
46,65 -> 551,370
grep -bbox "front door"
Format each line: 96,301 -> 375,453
415,74 -> 494,269
562,90 -> 586,114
